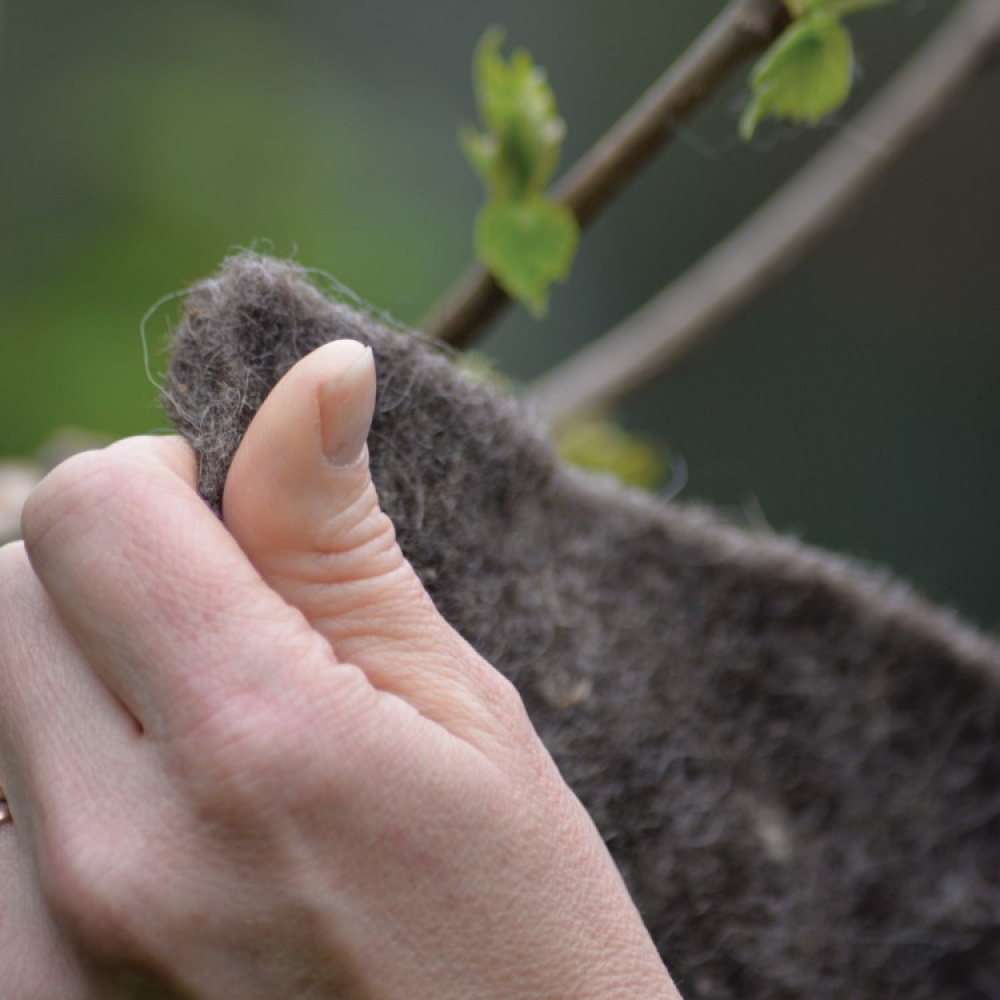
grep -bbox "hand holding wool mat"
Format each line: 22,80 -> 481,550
164,253 -> 1000,999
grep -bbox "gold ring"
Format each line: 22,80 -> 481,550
0,796 -> 11,826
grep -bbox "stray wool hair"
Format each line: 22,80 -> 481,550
164,254 -> 1000,1000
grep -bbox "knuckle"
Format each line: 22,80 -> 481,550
172,690 -> 319,815
39,819 -> 150,955
479,669 -> 540,747
478,664 -> 527,723
20,449 -> 119,556
20,437 -> 182,559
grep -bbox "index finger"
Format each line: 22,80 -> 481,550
20,436 -> 338,738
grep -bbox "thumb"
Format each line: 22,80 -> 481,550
222,340 -> 506,732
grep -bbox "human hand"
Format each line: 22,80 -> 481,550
0,340 -> 677,998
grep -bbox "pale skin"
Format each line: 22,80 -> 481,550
0,340 -> 680,998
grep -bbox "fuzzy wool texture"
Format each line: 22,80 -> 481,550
163,253 -> 1000,999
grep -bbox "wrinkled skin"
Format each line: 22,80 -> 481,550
0,341 -> 677,999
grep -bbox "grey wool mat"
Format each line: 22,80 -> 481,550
163,253 -> 1000,999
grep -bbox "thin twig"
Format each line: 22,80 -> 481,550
526,0 -> 1000,428
422,0 -> 790,348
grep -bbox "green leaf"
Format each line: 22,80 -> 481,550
786,0 -> 893,18
741,13 -> 854,139
462,27 -> 566,201
556,415 -> 670,491
461,27 -> 580,315
475,198 -> 579,316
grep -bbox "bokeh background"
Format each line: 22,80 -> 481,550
1,1 -> 997,627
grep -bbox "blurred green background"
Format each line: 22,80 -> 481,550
1,1 -> 997,627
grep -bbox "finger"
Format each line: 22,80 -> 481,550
0,842 -> 85,998
222,341 -> 515,736
19,438 -> 336,738
0,544 -> 140,844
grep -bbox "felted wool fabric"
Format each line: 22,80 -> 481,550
163,253 -> 1000,1000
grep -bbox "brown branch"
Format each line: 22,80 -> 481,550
526,0 -> 1000,428
421,0 -> 790,348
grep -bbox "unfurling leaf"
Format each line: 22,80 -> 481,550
463,27 -> 566,200
741,14 -> 853,139
741,0 -> 895,139
462,27 -> 580,315
476,199 -> 579,317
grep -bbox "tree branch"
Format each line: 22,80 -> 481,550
526,0 -> 1000,428
422,0 -> 790,348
